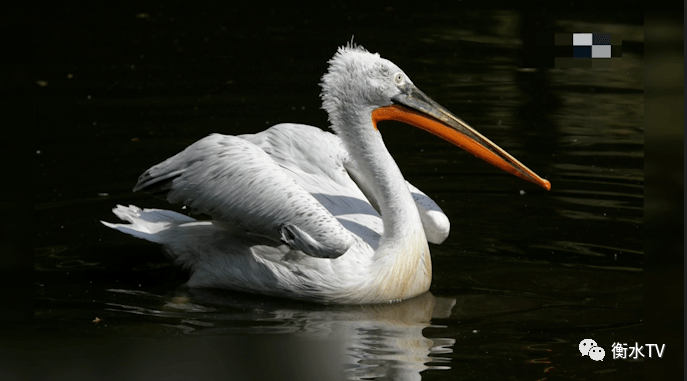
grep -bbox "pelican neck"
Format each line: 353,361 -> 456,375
335,114 -> 424,243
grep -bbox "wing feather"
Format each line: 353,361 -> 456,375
134,133 -> 354,258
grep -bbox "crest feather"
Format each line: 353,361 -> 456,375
319,42 -> 389,134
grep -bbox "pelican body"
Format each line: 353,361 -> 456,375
103,44 -> 550,304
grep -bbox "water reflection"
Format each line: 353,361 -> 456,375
104,289 -> 456,380
34,245 -> 104,271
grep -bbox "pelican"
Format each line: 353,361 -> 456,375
103,44 -> 550,304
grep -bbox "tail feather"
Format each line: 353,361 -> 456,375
101,204 -> 196,244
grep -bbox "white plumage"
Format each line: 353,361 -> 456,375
103,44 -> 549,304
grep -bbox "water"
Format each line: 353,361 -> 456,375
33,4 -> 643,380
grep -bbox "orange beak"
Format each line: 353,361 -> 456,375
372,87 -> 551,191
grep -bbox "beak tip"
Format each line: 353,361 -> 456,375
541,179 -> 552,191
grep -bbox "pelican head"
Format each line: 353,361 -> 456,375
321,45 -> 408,129
320,44 -> 551,190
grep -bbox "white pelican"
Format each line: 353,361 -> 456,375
103,44 -> 551,304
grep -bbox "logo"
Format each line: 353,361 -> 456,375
580,340 -> 666,361
579,339 -> 605,361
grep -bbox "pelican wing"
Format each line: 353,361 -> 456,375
134,133 -> 355,258
405,182 -> 450,244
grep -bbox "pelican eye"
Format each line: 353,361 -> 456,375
393,72 -> 405,85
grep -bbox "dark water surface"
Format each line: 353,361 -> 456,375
33,3 -> 646,380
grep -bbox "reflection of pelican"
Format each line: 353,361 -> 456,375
106,289 -> 457,380
103,44 -> 550,304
